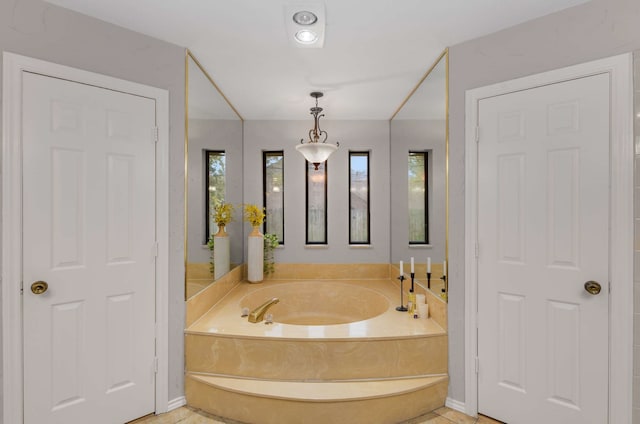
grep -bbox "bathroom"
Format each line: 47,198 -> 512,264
182,45 -> 450,422
2,0 -> 640,423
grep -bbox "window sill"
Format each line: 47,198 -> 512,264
305,244 -> 329,249
349,244 -> 372,249
408,244 -> 433,248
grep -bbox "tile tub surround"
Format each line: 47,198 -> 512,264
185,279 -> 448,423
185,262 -> 214,299
262,262 -> 391,280
186,265 -> 243,327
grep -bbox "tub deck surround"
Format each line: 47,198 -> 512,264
185,278 -> 449,423
186,279 -> 446,340
263,263 -> 391,280
390,264 -> 448,330
186,265 -> 244,327
185,333 -> 448,380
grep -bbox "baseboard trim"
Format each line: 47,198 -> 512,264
445,397 -> 466,414
167,396 -> 186,412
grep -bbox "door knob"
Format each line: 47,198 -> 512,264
30,281 -> 48,295
584,281 -> 601,295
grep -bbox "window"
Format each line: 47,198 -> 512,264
349,151 -> 370,244
408,151 -> 428,244
306,161 -> 327,244
263,151 -> 284,244
205,150 -> 225,241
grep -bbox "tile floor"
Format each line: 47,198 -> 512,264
130,406 -> 504,424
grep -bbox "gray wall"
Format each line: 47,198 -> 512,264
448,0 -> 640,406
0,0 -> 186,415
390,119 -> 446,264
243,120 -> 390,263
187,119 -> 243,265
633,51 -> 640,424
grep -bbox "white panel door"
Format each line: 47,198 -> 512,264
477,73 -> 609,424
22,72 -> 157,424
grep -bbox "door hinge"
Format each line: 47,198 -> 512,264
154,357 -> 159,374
152,126 -> 159,143
475,126 -> 480,143
153,242 -> 159,258
475,357 -> 479,374
475,242 -> 479,258
20,281 -> 24,295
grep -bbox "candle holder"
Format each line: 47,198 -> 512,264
408,272 -> 417,315
427,272 -> 432,289
396,275 -> 408,312
440,275 -> 448,301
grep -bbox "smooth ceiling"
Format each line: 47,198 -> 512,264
45,0 -> 591,120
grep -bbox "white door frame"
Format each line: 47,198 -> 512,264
464,53 -> 633,423
2,52 -> 170,424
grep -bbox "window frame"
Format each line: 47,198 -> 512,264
262,150 -> 285,245
348,151 -> 371,245
408,150 -> 429,245
305,160 -> 328,245
204,150 -> 226,243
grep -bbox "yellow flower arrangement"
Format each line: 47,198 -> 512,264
213,201 -> 235,226
244,204 -> 266,227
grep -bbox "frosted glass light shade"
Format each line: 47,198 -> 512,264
296,142 -> 338,166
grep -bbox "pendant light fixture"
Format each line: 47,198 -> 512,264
296,92 -> 339,170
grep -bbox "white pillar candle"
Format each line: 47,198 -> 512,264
443,260 -> 447,277
418,303 -> 429,319
427,257 -> 431,273
399,260 -> 404,276
410,257 -> 415,273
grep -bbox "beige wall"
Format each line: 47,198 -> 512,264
0,0 -> 186,415
448,0 -> 640,409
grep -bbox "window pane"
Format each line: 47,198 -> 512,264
206,151 -> 225,240
349,152 -> 370,244
263,151 -> 284,243
408,151 -> 428,244
306,161 -> 327,244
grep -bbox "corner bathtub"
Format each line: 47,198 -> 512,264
241,281 -> 389,325
185,279 -> 449,424
187,279 -> 444,339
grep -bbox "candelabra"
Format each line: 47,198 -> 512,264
396,274 -> 408,312
440,274 -> 448,301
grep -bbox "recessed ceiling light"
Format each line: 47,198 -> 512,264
292,11 -> 318,26
295,29 -> 318,44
